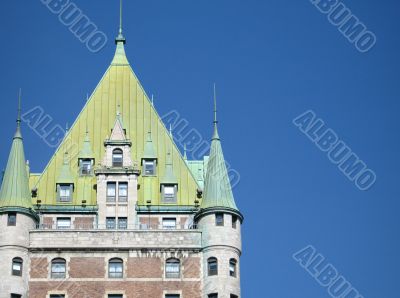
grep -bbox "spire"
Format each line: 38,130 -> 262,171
109,107 -> 127,141
57,151 -> 74,184
169,124 -> 173,137
79,131 -> 95,159
143,101 -> 157,160
161,148 -> 178,185
212,84 -> 220,141
200,88 -> 239,212
0,92 -> 35,214
183,143 -> 188,160
112,0 -> 129,65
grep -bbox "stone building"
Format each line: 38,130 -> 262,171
0,9 -> 243,298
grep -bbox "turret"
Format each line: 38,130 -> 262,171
195,86 -> 243,298
0,91 -> 38,298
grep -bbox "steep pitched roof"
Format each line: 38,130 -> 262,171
0,103 -> 33,211
201,89 -> 239,211
32,26 -> 200,207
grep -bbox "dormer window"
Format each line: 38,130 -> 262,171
112,149 -> 123,167
79,159 -> 94,176
161,185 -> 177,203
143,160 -> 156,176
57,184 -> 73,203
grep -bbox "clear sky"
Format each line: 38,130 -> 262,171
0,0 -> 399,297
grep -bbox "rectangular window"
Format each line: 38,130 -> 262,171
143,160 -> 156,176
118,217 -> 128,230
80,159 -> 92,175
162,218 -> 177,230
50,295 -> 65,298
230,295 -> 239,298
162,185 -> 177,203
232,215 -> 238,229
57,218 -> 71,229
216,213 -> 224,226
107,182 -> 117,202
58,185 -> 72,202
208,294 -> 218,298
118,182 -> 128,202
7,213 -> 16,226
108,295 -> 123,298
12,259 -> 22,276
165,295 -> 180,298
11,295 -> 22,298
51,261 -> 66,279
106,217 -> 116,229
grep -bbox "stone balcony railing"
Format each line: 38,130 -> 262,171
29,228 -> 202,250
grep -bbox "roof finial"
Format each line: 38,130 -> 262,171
151,94 -> 154,107
115,0 -> 126,44
17,88 -> 22,127
119,0 -> 123,34
212,83 -> 220,140
184,143 -> 188,160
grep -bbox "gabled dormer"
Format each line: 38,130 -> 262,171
78,131 -> 95,176
102,110 -> 133,169
56,152 -> 74,203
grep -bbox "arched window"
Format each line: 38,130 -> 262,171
109,258 -> 123,278
112,149 -> 123,167
51,258 -> 66,279
12,257 -> 23,276
165,258 -> 181,279
207,257 -> 218,276
229,259 -> 237,277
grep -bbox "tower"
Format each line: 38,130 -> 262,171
195,87 -> 244,298
0,92 -> 39,298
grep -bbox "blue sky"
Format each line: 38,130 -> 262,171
0,0 -> 399,297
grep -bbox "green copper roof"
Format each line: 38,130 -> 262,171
143,131 -> 157,159
0,105 -> 33,210
201,88 -> 238,211
161,150 -> 178,185
79,132 -> 95,159
57,152 -> 74,184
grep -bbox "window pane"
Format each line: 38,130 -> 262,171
81,160 -> 92,175
118,218 -> 127,230
230,260 -> 237,277
208,258 -> 218,276
106,218 -> 116,229
109,260 -> 123,278
165,295 -> 180,298
108,295 -> 123,298
144,160 -> 155,176
166,259 -> 180,279
59,185 -> 72,202
230,295 -> 239,298
51,260 -> 66,279
11,295 -> 22,298
107,183 -> 116,202
163,186 -> 176,203
232,216 -> 237,229
208,294 -> 218,298
216,213 -> 224,226
50,295 -> 65,298
8,213 -> 16,226
57,218 -> 71,229
163,218 -> 177,229
12,258 -> 22,276
113,149 -> 123,167
118,183 -> 128,202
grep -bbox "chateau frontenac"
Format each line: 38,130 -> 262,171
0,5 -> 243,298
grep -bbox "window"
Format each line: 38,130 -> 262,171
107,182 -> 117,202
143,160 -> 156,176
162,185 -> 177,203
230,295 -> 238,298
162,218 -> 177,230
51,258 -> 66,279
232,215 -> 238,229
80,159 -> 93,175
108,295 -> 123,298
112,149 -> 123,167
7,213 -> 16,226
118,217 -> 128,230
208,257 -> 218,276
12,258 -> 23,276
165,258 -> 180,279
109,258 -> 123,278
165,295 -> 180,298
106,217 -> 116,229
57,218 -> 71,229
58,184 -> 73,202
50,295 -> 65,298
118,182 -> 128,202
11,295 -> 22,298
208,294 -> 218,298
216,213 -> 224,226
230,259 -> 237,277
